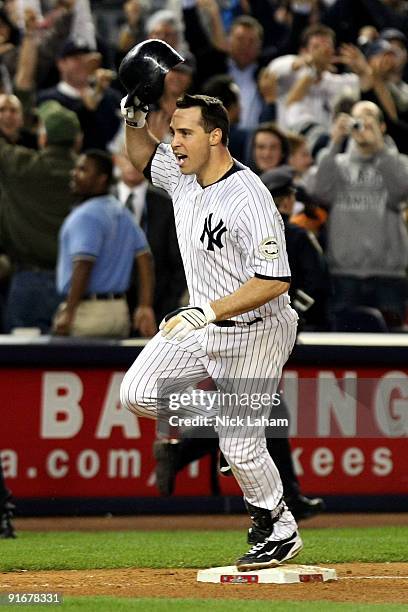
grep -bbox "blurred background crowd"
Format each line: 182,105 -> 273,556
0,0 -> 408,336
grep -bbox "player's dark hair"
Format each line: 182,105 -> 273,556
176,94 -> 230,146
84,149 -> 114,186
253,122 -> 290,165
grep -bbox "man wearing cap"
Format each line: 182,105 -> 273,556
360,34 -> 408,153
0,100 -> 81,333
380,29 -> 408,116
381,28 -> 408,79
37,39 -> 121,150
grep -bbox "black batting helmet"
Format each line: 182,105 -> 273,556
119,39 -> 184,107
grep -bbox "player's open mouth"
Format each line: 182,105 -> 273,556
175,154 -> 188,167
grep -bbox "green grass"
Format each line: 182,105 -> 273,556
0,527 -> 407,572
3,599 -> 408,612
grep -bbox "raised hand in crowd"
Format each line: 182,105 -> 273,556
82,67 -> 116,111
197,0 -> 229,52
124,0 -> 142,27
330,112 -> 354,145
336,43 -> 373,90
83,51 -> 102,78
118,0 -> 143,54
13,7 -> 41,92
23,7 -> 40,34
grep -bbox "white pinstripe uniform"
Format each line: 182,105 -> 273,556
120,143 -> 298,537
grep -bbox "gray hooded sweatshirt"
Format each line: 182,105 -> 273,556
312,142 -> 408,278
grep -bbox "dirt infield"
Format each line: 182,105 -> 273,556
5,514 -> 408,603
2,564 -> 408,603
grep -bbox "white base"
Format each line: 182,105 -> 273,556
197,564 -> 337,584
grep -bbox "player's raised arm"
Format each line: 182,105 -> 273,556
118,39 -> 184,173
121,100 -> 158,173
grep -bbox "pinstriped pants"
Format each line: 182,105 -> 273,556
120,317 -> 297,512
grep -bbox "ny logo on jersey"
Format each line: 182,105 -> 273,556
200,213 -> 227,251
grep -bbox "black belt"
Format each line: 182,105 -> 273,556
82,293 -> 125,301
214,317 -> 263,327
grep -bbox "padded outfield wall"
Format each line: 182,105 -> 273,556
0,333 -> 407,515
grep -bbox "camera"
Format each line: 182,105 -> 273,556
350,119 -> 364,131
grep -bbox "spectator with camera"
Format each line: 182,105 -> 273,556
312,100 -> 408,329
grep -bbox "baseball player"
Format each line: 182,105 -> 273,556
120,87 -> 302,569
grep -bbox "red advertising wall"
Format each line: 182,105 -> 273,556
1,366 -> 407,498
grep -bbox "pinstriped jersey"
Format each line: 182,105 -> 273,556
150,143 -> 295,323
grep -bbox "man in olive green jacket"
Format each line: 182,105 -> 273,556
0,100 -> 81,333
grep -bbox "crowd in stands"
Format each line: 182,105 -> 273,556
0,0 -> 407,336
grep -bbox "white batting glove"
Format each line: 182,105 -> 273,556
120,96 -> 148,129
160,304 -> 217,341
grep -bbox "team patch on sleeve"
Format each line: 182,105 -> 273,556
259,237 -> 279,260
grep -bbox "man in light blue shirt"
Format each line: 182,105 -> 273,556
54,149 -> 157,337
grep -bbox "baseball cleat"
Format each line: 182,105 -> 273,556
236,530 -> 303,571
153,439 -> 180,496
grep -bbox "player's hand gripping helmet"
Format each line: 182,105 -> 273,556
119,39 -> 184,107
